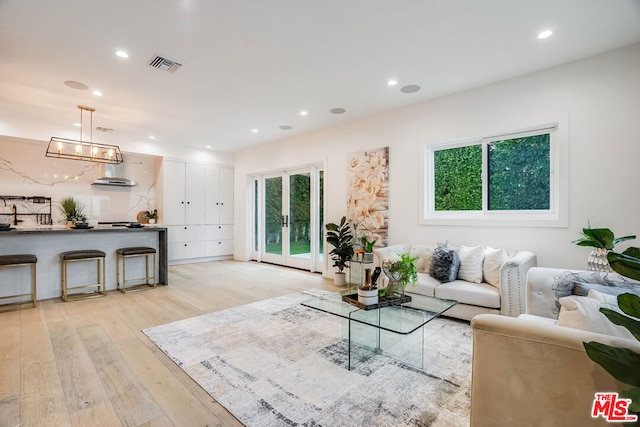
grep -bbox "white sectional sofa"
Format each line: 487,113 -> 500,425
373,244 -> 537,321
470,267 -> 640,427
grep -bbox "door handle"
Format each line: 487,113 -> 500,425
281,215 -> 289,227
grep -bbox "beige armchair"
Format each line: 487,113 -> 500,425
470,267 -> 640,427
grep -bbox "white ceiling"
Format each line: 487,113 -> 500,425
1,0 -> 639,153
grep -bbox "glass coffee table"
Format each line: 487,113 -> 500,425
301,289 -> 456,370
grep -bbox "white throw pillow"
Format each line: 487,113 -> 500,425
556,294 -> 635,340
483,247 -> 508,287
457,245 -> 484,283
410,245 -> 434,274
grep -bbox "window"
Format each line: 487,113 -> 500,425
422,122 -> 567,227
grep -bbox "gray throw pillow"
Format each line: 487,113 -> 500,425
552,271 -> 640,312
429,242 -> 460,283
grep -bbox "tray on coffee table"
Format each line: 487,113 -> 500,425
341,293 -> 412,310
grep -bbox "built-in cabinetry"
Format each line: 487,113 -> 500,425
163,160 -> 233,262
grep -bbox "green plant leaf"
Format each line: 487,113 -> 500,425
622,387 -> 640,414
608,251 -> 640,281
624,247 -> 640,259
573,239 -> 604,247
600,307 -> 640,341
618,293 -> 640,320
583,341 -> 640,387
612,235 -> 637,246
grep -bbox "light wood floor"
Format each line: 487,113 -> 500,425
0,260 -> 339,427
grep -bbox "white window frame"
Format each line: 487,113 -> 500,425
420,121 -> 568,227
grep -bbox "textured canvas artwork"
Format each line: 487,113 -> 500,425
347,147 -> 389,246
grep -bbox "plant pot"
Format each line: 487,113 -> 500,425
148,218 -> 156,224
358,288 -> 379,305
363,252 -> 373,262
334,272 -> 347,286
588,248 -> 612,272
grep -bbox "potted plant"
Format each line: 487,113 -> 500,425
361,236 -> 377,262
572,225 -> 635,272
381,252 -> 418,298
146,209 -> 159,224
326,216 -> 354,286
60,196 -> 86,227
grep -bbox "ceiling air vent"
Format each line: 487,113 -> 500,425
149,55 -> 182,73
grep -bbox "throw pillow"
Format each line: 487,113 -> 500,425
573,281 -> 640,298
409,245 -> 434,274
556,294 -> 635,340
429,242 -> 460,283
483,247 -> 508,287
457,245 -> 484,283
552,270 -> 640,312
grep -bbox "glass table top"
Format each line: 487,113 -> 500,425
301,288 -> 457,335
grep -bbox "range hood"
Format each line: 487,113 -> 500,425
92,164 -> 137,187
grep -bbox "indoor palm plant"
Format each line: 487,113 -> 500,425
326,216 -> 354,286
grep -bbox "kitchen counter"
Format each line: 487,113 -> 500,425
0,225 -> 168,301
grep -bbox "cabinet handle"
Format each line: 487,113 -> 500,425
184,226 -> 187,230
187,201 -> 190,204
184,243 -> 187,247
216,202 -> 219,205
181,201 -> 184,205
221,202 -> 224,206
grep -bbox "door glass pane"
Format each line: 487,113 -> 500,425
264,177 -> 282,255
318,170 -> 324,261
253,179 -> 258,252
289,172 -> 311,258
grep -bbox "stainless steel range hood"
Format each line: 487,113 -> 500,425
92,164 -> 137,187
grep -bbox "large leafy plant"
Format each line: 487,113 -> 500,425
583,293 -> 640,421
325,216 -> 354,273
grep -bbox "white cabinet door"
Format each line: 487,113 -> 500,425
164,161 -> 186,225
185,163 -> 205,225
204,166 -> 221,224
219,167 -> 234,224
204,239 -> 233,257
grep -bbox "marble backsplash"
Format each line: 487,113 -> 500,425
0,137 -> 161,225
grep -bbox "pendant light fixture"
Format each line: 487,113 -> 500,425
46,105 -> 123,164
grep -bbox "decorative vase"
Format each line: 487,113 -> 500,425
148,218 -> 156,224
381,265 -> 406,299
358,288 -> 378,305
386,279 -> 405,299
587,248 -> 612,272
363,252 -> 373,262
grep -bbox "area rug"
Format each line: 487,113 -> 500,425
143,290 -> 473,426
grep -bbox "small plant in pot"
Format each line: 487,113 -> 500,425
326,216 -> 354,286
60,196 -> 86,227
145,209 -> 159,224
572,225 -> 635,272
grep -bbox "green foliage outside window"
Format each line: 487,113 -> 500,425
433,133 -> 550,211
434,145 -> 482,210
488,134 -> 550,210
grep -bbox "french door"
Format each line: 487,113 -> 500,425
253,165 -> 323,272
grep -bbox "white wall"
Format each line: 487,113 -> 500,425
233,43 -> 640,271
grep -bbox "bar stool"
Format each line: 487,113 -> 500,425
0,254 -> 37,308
116,247 -> 156,293
60,250 -> 106,302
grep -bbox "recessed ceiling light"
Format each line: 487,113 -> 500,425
148,135 -> 155,140
115,50 -> 129,58
330,108 -> 346,114
279,125 -> 293,130
252,129 -> 258,133
537,30 -> 553,39
92,90 -> 103,97
64,80 -> 88,90
387,80 -> 397,86
400,84 -> 421,93
205,145 -> 212,149
73,122 -> 81,127
300,111 -> 308,116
